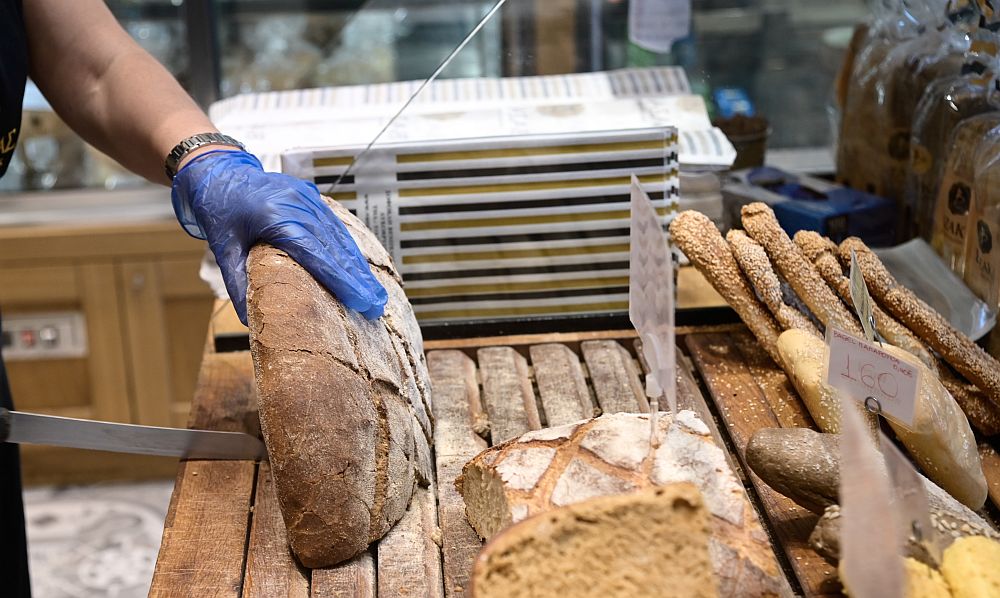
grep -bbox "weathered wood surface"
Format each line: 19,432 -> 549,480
310,553 -> 375,598
427,351 -> 488,598
243,462 -> 309,598
476,346 -> 541,444
581,339 -> 649,414
149,351 -> 259,598
686,332 -> 841,597
156,323 -> 812,598
529,343 -> 595,426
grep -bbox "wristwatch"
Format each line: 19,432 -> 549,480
165,132 -> 244,180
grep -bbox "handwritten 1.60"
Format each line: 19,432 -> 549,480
825,327 -> 919,427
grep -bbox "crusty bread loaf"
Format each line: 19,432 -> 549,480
775,329 -> 986,509
247,198 -> 432,568
669,211 -> 785,365
459,411 -> 786,597
471,484 -> 718,598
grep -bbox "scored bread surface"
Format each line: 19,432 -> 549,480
459,411 -> 786,597
247,198 -> 432,568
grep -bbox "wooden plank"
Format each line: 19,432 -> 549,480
980,443 -> 1000,511
730,330 -> 816,429
311,552 -> 375,598
0,219 -> 205,262
476,346 -> 541,444
528,343 -> 595,426
244,462 -> 309,598
428,351 -> 489,458
148,460 -> 257,598
581,340 -> 649,414
0,264 -> 79,304
79,263 -> 134,423
119,260 -> 174,426
427,351 -> 489,598
377,486 -> 445,598
686,333 -> 840,597
150,350 -> 260,597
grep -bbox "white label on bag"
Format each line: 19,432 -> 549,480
849,250 -> 876,342
825,327 -> 920,428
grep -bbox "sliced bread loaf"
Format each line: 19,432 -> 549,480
458,411 -> 786,597
471,483 -> 717,598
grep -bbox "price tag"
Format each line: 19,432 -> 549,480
825,327 -> 920,428
849,250 -> 876,343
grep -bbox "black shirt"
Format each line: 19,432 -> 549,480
0,1 -> 31,596
0,0 -> 28,177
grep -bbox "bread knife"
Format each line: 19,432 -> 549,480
0,408 -> 266,460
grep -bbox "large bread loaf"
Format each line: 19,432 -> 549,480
458,411 -> 786,597
247,198 -> 433,568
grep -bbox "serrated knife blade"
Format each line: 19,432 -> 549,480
0,408 -> 266,461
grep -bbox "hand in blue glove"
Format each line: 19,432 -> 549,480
171,150 -> 387,324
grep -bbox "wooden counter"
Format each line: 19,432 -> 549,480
0,215 -> 214,484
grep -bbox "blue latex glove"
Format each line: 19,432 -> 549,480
171,150 -> 387,324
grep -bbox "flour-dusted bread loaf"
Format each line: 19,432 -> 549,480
247,198 -> 433,568
776,329 -> 987,510
471,483 -> 718,598
458,411 -> 786,597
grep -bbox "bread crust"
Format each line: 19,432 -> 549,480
741,203 -> 862,336
670,211 -> 784,364
727,229 -> 821,336
247,199 -> 430,568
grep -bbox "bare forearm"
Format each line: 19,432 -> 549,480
24,0 -> 215,184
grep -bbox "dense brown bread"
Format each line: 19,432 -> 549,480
247,198 -> 432,568
459,411 -> 786,597
669,211 -> 784,364
471,484 -> 718,598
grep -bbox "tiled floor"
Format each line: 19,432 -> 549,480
23,480 -> 174,598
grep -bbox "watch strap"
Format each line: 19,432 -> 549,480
165,132 -> 244,179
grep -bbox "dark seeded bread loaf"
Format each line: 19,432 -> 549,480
247,198 -> 432,568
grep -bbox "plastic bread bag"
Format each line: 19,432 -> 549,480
877,1 -> 978,204
966,125 -> 1000,307
907,26 -> 1000,239
874,238 -> 997,339
930,111 -> 1000,276
836,0 -> 935,197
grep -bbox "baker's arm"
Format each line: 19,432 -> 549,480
23,0 -> 218,183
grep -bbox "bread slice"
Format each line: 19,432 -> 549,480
247,198 -> 432,568
471,483 -> 718,598
459,411 -> 786,597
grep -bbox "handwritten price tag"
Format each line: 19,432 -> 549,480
825,327 -> 920,428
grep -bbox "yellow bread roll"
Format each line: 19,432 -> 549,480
940,536 -> 1000,598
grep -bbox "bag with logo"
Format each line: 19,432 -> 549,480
931,112 -> 1000,275
966,128 -> 1000,307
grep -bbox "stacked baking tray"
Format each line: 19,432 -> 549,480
283,128 -> 678,322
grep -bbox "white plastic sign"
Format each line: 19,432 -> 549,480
825,327 -> 920,428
